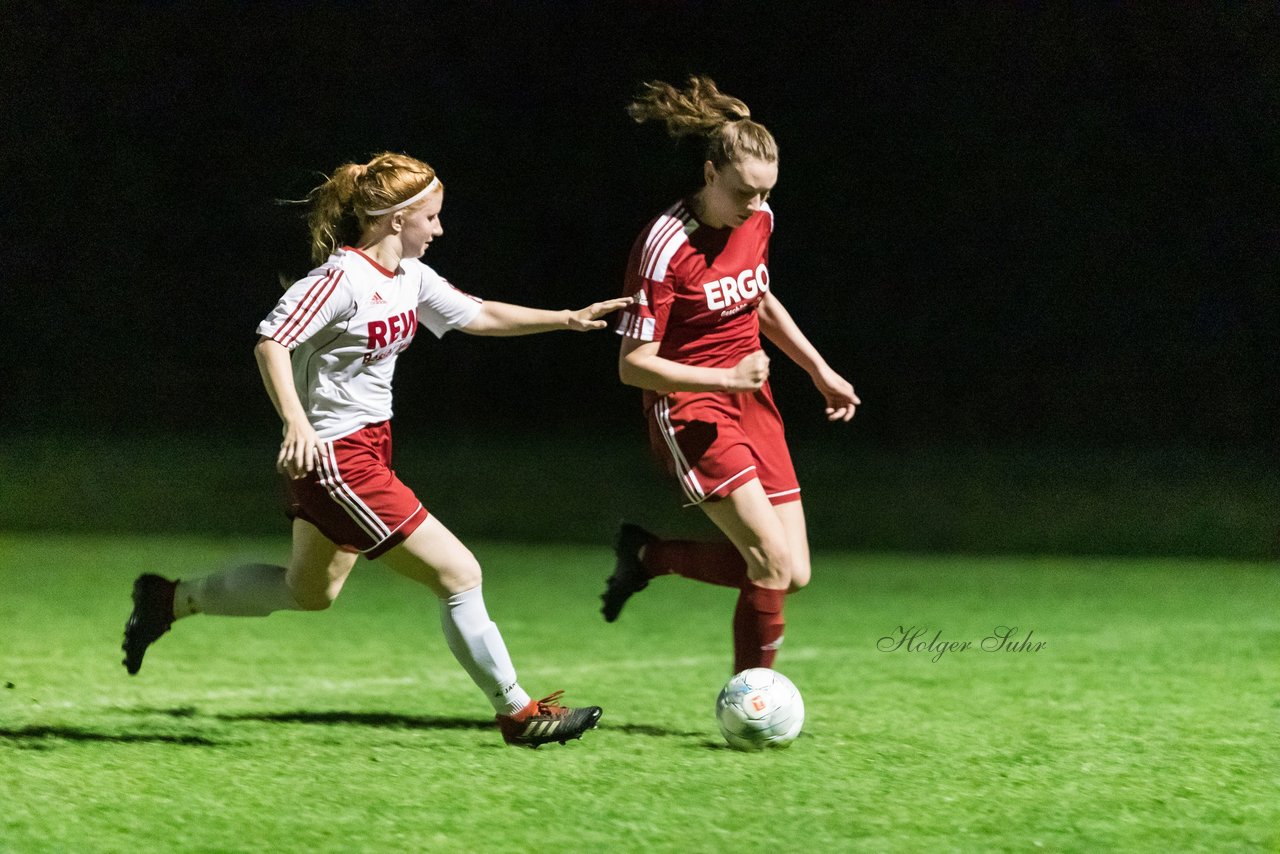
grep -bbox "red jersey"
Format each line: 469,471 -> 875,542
615,199 -> 773,371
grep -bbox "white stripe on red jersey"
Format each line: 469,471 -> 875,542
615,200 -> 773,373
638,202 -> 694,283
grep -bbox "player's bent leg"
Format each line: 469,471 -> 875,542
699,479 -> 793,672
774,500 -> 812,592
285,518 -> 359,610
601,524 -> 751,622
171,518 -> 348,619
699,479 -> 794,590
121,520 -> 349,675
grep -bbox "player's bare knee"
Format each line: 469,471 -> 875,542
750,541 -> 793,588
440,553 -> 483,594
788,561 -> 811,592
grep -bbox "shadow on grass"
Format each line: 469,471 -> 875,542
0,725 -> 222,749
143,707 -> 708,740
211,710 -> 494,731
131,707 -> 726,745
131,706 -> 491,731
609,722 -> 707,739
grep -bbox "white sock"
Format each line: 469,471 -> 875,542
174,564 -> 302,618
439,585 -> 531,715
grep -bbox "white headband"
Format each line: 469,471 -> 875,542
363,177 -> 441,216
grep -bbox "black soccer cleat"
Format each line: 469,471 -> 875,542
601,522 -> 656,623
496,691 -> 603,748
122,574 -> 177,675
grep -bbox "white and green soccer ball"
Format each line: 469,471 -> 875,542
715,668 -> 805,750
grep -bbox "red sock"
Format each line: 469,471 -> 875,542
642,540 -> 747,588
732,583 -> 786,673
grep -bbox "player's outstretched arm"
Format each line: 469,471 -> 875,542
757,292 -> 860,422
462,297 -> 633,337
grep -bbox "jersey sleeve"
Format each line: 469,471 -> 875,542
410,259 -> 483,338
256,268 -> 355,349
614,223 -> 681,343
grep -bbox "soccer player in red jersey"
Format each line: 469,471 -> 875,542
122,152 -> 630,747
602,77 -> 860,675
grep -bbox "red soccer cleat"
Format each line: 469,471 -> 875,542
496,691 -> 602,748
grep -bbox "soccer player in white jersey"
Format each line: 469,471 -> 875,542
122,152 -> 630,748
602,77 -> 859,676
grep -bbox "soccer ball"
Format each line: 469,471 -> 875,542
715,668 -> 805,750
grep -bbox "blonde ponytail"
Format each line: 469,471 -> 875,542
628,75 -> 778,167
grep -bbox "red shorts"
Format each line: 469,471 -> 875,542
647,383 -> 801,507
286,421 -> 428,558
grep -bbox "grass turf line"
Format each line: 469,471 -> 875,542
0,535 -> 1276,852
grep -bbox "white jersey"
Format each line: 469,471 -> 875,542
257,246 -> 483,441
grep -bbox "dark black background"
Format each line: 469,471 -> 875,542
4,2 -> 1276,446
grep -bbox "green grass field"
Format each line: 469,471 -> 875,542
1,535 -> 1276,852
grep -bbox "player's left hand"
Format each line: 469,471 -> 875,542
811,364 -> 859,422
567,296 -> 634,331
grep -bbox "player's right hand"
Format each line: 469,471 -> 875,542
726,350 -> 770,392
277,420 -> 322,480
567,296 -> 635,331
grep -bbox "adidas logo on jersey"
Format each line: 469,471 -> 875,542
633,289 -> 650,307
370,291 -> 387,305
